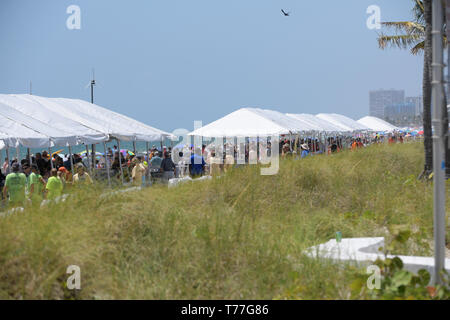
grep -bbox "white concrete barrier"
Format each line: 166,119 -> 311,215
305,237 -> 450,278
168,175 -> 212,188
40,194 -> 70,208
0,206 -> 24,217
99,186 -> 142,198
168,176 -> 192,188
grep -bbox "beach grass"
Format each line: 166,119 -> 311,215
0,141 -> 447,299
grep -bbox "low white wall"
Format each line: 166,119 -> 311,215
305,237 -> 450,278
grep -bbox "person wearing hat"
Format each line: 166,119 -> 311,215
150,151 -> 163,168
208,150 -> 222,176
58,166 -> 73,187
73,163 -> 93,185
300,143 -> 310,158
2,162 -> 27,207
131,156 -> 147,186
282,142 -> 291,158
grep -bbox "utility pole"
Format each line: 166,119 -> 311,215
90,68 -> 96,104
90,69 -> 96,171
431,0 -> 446,285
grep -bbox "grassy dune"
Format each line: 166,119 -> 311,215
0,142 -> 447,299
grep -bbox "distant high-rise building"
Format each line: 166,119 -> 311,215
384,102 -> 416,120
369,89 -> 405,118
405,96 -> 423,116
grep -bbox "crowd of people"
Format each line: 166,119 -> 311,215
0,144 -> 192,208
0,150 -> 95,209
0,132 -> 410,209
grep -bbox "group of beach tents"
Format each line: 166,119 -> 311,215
187,107 -> 399,138
0,94 -> 399,153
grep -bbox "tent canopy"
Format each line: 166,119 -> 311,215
188,108 -> 294,138
0,94 -> 175,148
47,96 -> 176,142
0,94 -> 108,145
286,113 -> 345,133
357,116 -> 399,132
190,108 -> 375,138
249,108 -> 318,133
0,99 -> 90,147
316,113 -> 370,132
0,113 -> 52,149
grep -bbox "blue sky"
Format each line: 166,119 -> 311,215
0,0 -> 423,133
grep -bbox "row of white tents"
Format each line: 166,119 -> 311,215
187,107 -> 399,138
0,95 -> 399,151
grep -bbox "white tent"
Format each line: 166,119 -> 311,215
0,94 -> 175,145
249,108 -> 318,133
17,94 -> 174,142
357,116 -> 399,132
188,108 -> 297,138
0,113 -> 52,149
316,113 -> 370,132
286,113 -> 345,132
0,95 -> 108,146
0,99 -> 95,147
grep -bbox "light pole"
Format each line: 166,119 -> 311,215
90,69 -> 96,172
431,0 -> 446,285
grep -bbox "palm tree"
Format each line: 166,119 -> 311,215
378,0 -> 449,178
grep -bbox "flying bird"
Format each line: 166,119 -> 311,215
281,9 -> 290,16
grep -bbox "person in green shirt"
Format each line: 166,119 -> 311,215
45,168 -> 63,200
2,163 -> 27,208
29,164 -> 46,205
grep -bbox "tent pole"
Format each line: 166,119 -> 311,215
117,139 -> 124,185
16,146 -> 19,163
27,148 -> 31,165
256,136 -> 260,163
68,146 -> 74,175
289,133 -> 292,152
133,141 -> 136,155
234,137 -> 237,162
103,141 -> 111,187
6,146 -> 10,174
49,142 -> 53,170
92,144 -> 96,172
245,137 -> 248,164
316,133 -> 319,154
146,141 -> 150,183
314,133 -> 317,154
85,145 -> 91,175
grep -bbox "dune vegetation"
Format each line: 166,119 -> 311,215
0,141 -> 448,299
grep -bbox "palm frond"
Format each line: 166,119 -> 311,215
381,21 -> 425,35
412,0 -> 424,24
410,40 -> 424,55
378,34 -> 423,51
